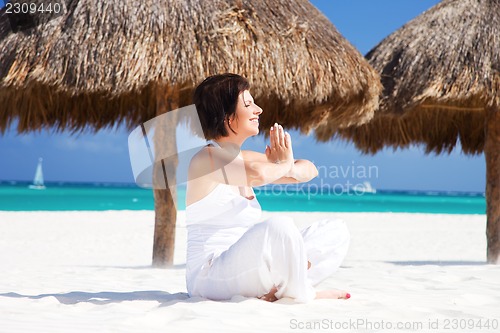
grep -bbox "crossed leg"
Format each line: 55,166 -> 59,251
259,218 -> 351,302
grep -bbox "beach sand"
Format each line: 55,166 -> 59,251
0,210 -> 499,332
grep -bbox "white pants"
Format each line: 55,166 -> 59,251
191,216 -> 350,303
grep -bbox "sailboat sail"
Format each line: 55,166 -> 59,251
29,158 -> 46,189
33,160 -> 44,186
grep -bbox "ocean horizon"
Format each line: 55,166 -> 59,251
0,180 -> 486,214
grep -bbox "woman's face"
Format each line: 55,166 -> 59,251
229,90 -> 263,138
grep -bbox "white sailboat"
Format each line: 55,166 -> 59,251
352,181 -> 376,194
28,158 -> 46,190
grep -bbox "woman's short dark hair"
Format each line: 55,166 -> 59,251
193,73 -> 250,140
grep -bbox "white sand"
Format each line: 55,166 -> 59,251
1,210 -> 499,333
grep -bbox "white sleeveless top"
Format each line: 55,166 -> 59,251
185,144 -> 262,294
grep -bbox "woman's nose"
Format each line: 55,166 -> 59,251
255,105 -> 263,115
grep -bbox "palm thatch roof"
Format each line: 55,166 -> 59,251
0,0 -> 380,137
336,0 -> 500,154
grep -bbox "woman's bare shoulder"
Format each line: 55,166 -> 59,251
190,146 -> 210,162
189,146 -> 212,172
188,145 -> 232,178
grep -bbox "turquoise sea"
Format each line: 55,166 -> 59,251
0,181 -> 486,214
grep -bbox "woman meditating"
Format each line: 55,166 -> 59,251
185,73 -> 350,303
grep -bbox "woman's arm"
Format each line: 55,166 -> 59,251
278,159 -> 319,184
242,150 -> 318,184
189,126 -> 294,187
189,147 -> 293,187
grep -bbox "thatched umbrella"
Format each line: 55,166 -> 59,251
0,0 -> 381,266
337,0 -> 500,263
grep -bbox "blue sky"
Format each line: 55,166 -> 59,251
0,0 -> 486,192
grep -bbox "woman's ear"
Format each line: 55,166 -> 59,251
227,115 -> 238,135
229,113 -> 237,125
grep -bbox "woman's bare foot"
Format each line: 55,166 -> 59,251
259,286 -> 278,302
315,289 -> 351,300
